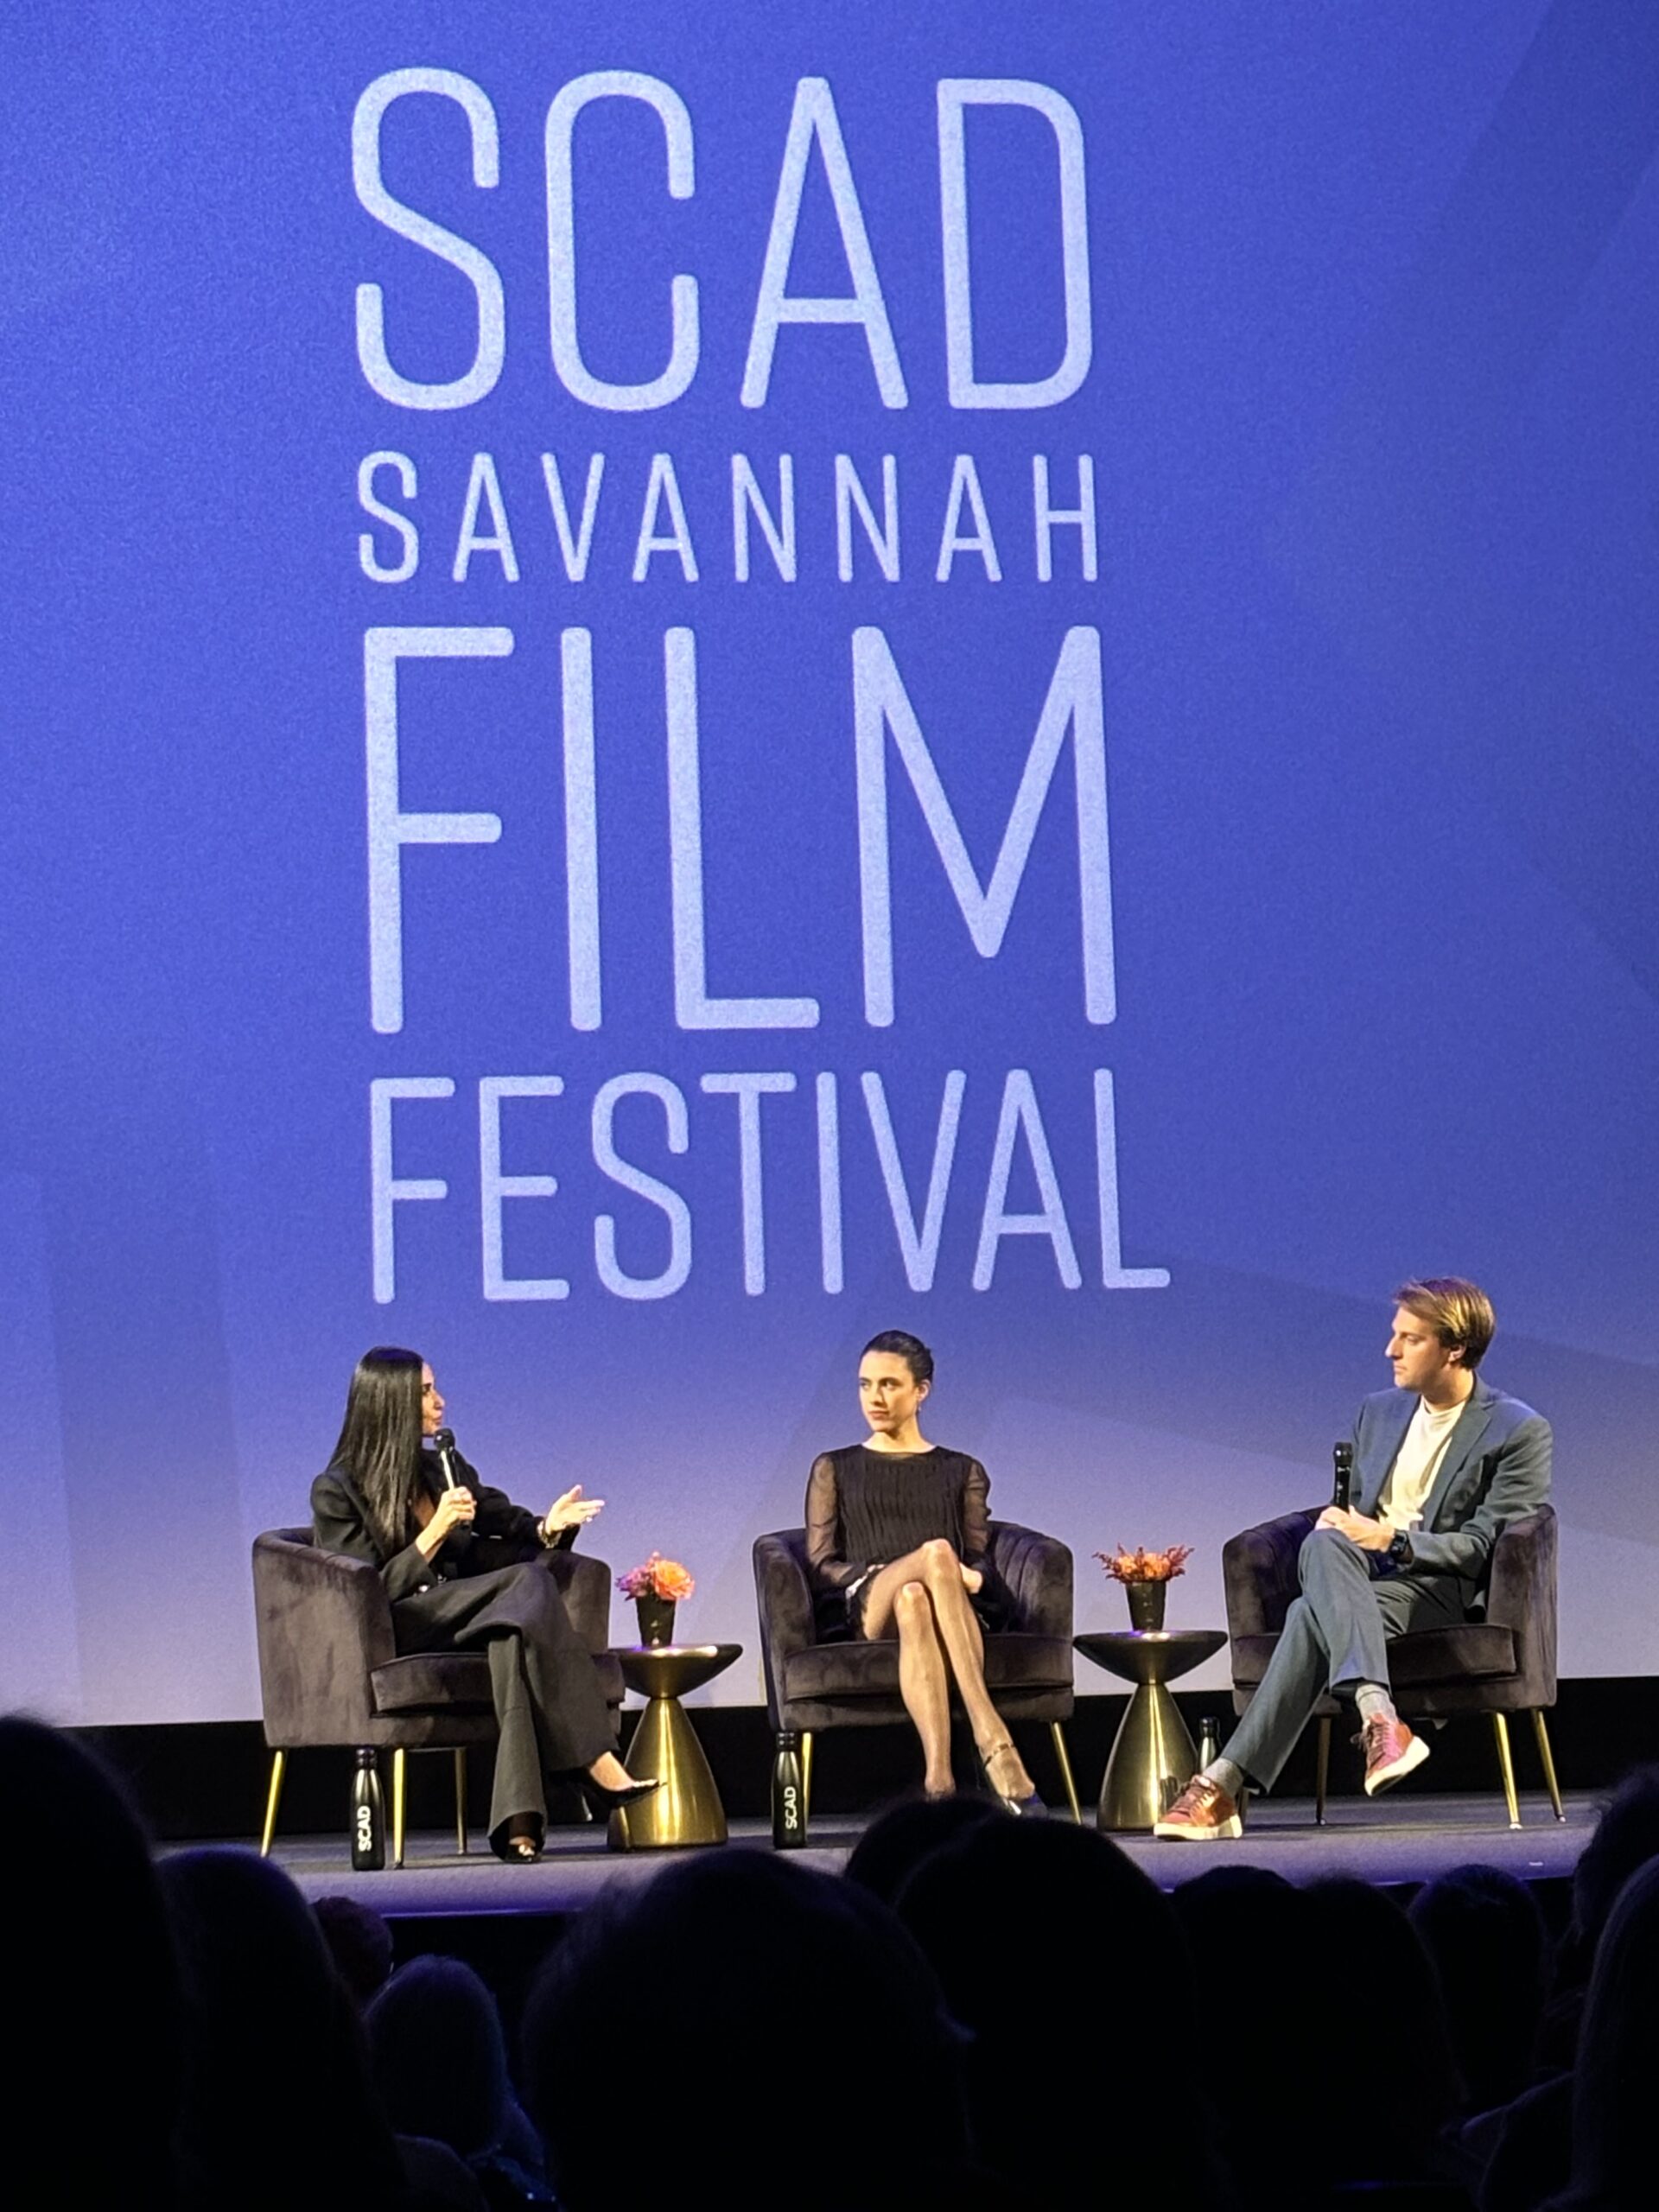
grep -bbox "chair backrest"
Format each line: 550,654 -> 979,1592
251,1527 -> 397,1747
1484,1503 -> 1558,1704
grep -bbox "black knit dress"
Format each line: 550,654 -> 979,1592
804,1444 -> 1012,1639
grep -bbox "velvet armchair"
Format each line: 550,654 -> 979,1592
752,1518 -> 1082,1834
251,1527 -> 623,1863
1222,1503 -> 1562,1827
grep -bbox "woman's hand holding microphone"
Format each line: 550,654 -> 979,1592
415,1485 -> 476,1557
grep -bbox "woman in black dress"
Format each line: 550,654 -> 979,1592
805,1331 -> 1042,1812
312,1347 -> 656,1861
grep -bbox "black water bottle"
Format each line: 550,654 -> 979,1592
351,1748 -> 386,1872
772,1731 -> 806,1848
1197,1716 -> 1221,1772
1332,1440 -> 1354,1512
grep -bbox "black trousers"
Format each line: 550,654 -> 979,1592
393,1556 -> 613,1846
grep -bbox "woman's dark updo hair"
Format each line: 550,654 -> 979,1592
861,1330 -> 935,1385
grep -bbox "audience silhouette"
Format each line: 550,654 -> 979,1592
1541,1854 -> 1659,2211
8,1718 -> 1659,2212
0,1717 -> 182,2207
895,1814 -> 1235,2207
522,1847 -> 995,2210
368,1955 -> 554,2205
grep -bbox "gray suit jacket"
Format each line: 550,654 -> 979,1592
1352,1376 -> 1552,1606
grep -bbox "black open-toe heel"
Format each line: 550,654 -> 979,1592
576,1773 -> 661,1815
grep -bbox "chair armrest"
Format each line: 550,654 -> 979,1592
1483,1505 -> 1557,1704
1223,1508 -> 1319,1643
753,1531 -> 816,1656
548,1551 -> 612,1653
753,1530 -> 817,1728
251,1532 -> 397,1747
988,1522 -> 1073,1641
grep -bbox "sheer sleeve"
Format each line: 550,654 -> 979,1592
962,1457 -> 991,1567
804,1452 -> 857,1592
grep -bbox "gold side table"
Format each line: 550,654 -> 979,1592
609,1643 -> 743,1850
1075,1629 -> 1227,1832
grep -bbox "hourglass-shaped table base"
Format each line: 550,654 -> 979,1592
607,1643 -> 744,1850
1074,1630 -> 1228,1832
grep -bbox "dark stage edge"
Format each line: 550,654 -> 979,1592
219,1791 -> 1594,1916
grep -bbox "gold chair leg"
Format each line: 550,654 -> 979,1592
800,1731 -> 814,1825
1532,1710 -> 1565,1822
454,1748 -> 468,1855
259,1749 -> 287,1858
391,1747 -> 408,1867
1314,1717 -> 1331,1827
1050,1721 -> 1083,1824
1492,1713 -> 1522,1830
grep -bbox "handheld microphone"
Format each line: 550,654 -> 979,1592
433,1427 -> 461,1492
1332,1441 -> 1354,1512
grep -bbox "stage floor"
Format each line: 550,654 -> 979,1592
229,1790 -> 1595,1917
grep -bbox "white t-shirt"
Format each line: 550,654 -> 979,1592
1378,1395 -> 1468,1532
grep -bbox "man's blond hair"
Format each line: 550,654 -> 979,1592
1394,1278 -> 1496,1371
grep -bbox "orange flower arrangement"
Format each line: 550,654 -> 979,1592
617,1552 -> 696,1602
1095,1544 -> 1193,1586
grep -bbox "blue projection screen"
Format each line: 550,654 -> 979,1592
3,2 -> 1657,1723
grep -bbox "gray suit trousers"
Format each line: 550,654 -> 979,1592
1224,1527 -> 1465,1792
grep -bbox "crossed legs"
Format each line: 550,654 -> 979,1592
859,1538 -> 1035,1800
1224,1528 -> 1465,1793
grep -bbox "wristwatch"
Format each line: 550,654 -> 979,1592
1385,1529 -> 1412,1570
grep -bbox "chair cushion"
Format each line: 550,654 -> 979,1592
372,1654 -> 495,1713
1231,1623 -> 1517,1690
372,1649 -> 626,1714
783,1634 -> 1071,1702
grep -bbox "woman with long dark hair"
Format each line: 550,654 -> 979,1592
312,1347 -> 655,1860
805,1330 -> 1043,1812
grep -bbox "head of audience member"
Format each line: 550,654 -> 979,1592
1408,1862 -> 1546,2116
367,1955 -> 512,2163
0,1716 -> 181,2204
1548,1855 -> 1659,2210
161,1846 -> 407,2211
524,1851 -> 971,2211
1304,1879 -> 1461,2179
844,1792 -> 1002,1907
1171,1867 -> 1333,2203
1570,1765 -> 1659,1963
315,1892 -> 397,2011
896,1817 -> 1231,2204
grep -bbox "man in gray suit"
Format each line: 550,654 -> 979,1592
1156,1278 -> 1552,1840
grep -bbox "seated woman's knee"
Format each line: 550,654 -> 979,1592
919,1537 -> 959,1578
893,1580 -> 931,1628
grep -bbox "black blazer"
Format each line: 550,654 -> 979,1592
310,1452 -> 575,1605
